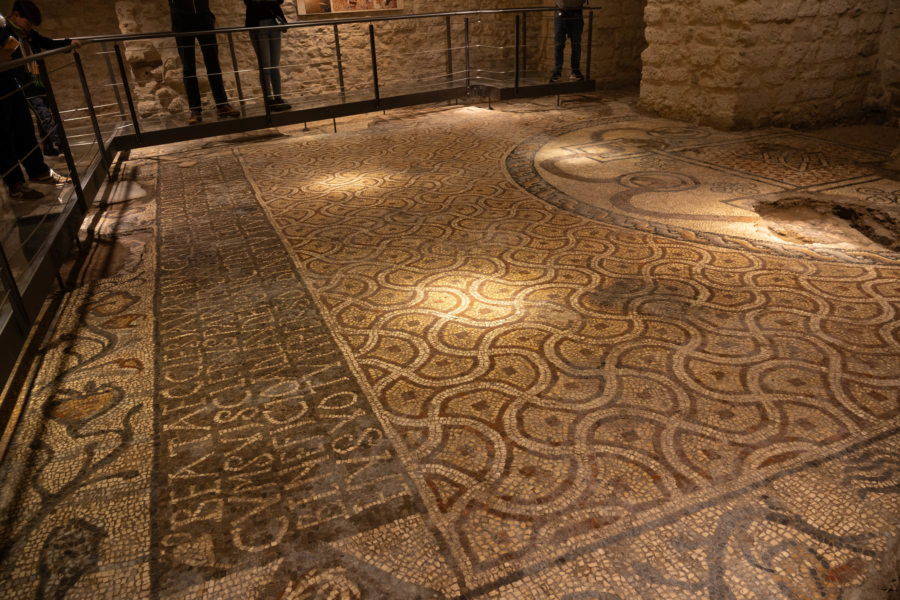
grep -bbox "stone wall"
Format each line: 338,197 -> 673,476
21,1 -> 646,120
876,2 -> 899,123
24,1 -> 900,134
74,0 -> 647,118
640,0 -> 896,129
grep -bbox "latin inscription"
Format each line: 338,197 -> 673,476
154,160 -> 418,586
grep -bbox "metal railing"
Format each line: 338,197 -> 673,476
0,6 -> 601,408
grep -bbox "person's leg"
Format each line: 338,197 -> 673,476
569,12 -> 584,76
268,30 -> 283,98
197,29 -> 229,106
27,95 -> 62,151
12,94 -> 50,180
176,32 -> 202,112
250,27 -> 273,100
1,93 -> 27,190
552,13 -> 566,78
30,100 -> 51,150
260,27 -> 290,110
194,11 -> 230,107
1,90 -> 54,198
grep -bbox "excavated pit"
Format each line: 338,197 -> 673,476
754,192 -> 900,252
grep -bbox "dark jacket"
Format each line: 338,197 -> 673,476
243,0 -> 286,28
1,20 -> 72,96
168,0 -> 216,32
168,0 -> 212,16
556,0 -> 586,8
0,19 -> 18,93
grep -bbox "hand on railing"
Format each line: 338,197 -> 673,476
1,39 -> 17,63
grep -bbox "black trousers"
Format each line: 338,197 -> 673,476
1,84 -> 48,189
171,10 -> 229,111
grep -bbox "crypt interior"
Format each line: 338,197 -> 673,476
1,1 -> 900,599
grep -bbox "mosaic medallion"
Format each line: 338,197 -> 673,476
511,117 -> 899,261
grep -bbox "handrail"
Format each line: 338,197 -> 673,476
69,6 -> 602,44
0,43 -> 74,72
1,5 -> 605,74
2,5 -> 606,73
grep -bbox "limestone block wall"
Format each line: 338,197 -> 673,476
883,5 -> 900,163
876,3 -> 899,123
640,0 -> 894,129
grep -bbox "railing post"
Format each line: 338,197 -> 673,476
113,43 -> 142,143
368,23 -> 380,109
73,49 -> 111,178
0,244 -> 30,334
522,11 -> 527,75
464,17 -> 470,90
37,57 -> 87,213
226,31 -> 246,114
100,41 -> 126,122
333,24 -> 346,103
514,14 -> 520,95
586,9 -> 594,81
445,15 -> 453,87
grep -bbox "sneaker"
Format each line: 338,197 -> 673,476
268,97 -> 291,112
31,169 -> 71,185
9,182 -> 46,200
570,71 -> 585,82
187,109 -> 203,125
549,72 -> 562,83
216,104 -> 240,119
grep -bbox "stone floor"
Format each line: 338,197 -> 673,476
1,91 -> 900,599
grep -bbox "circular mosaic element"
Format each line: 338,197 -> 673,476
507,117 -> 900,263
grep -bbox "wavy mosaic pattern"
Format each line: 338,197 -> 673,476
0,97 -> 898,599
238,103 -> 900,592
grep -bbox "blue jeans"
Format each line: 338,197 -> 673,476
27,94 -> 62,150
250,19 -> 283,99
553,9 -> 584,75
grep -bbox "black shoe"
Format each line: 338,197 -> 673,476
549,72 -> 562,83
570,71 -> 585,82
268,97 -> 291,112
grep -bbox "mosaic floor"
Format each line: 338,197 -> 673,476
1,92 -> 900,599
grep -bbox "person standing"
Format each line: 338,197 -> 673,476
1,3 -> 68,201
4,0 -> 79,158
168,0 -> 241,124
244,0 -> 291,112
550,0 -> 587,83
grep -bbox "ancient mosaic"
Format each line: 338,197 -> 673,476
0,95 -> 898,599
